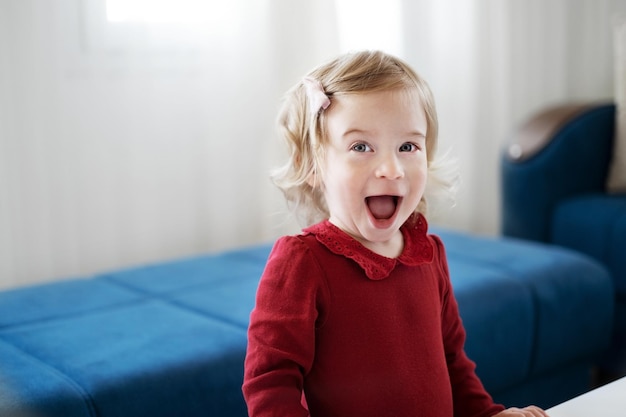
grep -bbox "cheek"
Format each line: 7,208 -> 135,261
408,164 -> 429,196
322,155 -> 360,183
321,167 -> 363,207
408,159 -> 428,178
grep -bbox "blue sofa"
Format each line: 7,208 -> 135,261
0,223 -> 614,416
502,102 -> 626,380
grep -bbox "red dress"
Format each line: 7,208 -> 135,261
243,215 -> 504,417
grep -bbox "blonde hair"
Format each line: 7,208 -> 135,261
272,50 -> 457,225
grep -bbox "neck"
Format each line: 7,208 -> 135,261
358,230 -> 405,259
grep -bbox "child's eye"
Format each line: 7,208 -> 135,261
351,143 -> 372,152
399,142 -> 418,152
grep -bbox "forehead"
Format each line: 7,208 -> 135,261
324,89 -> 427,138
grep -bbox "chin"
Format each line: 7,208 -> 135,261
362,221 -> 402,242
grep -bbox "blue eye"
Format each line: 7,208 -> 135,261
352,143 -> 371,152
399,142 -> 418,152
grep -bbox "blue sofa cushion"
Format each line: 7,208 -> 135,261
97,244 -> 272,295
552,193 -> 626,372
437,229 -> 613,386
0,340 -> 94,417
96,245 -> 271,331
552,193 -> 626,296
0,300 -> 249,417
169,277 -> 262,330
0,278 -> 144,328
444,256 -> 534,392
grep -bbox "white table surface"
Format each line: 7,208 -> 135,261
546,377 -> 626,417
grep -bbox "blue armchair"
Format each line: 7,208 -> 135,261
501,102 -> 626,380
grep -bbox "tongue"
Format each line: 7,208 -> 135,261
367,196 -> 396,220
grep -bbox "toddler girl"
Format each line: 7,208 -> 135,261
243,50 -> 548,417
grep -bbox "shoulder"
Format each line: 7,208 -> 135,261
428,233 -> 446,258
262,233 -> 329,287
424,233 -> 454,301
257,234 -> 332,321
267,220 -> 342,267
267,233 -> 323,266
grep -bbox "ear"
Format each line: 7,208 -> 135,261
306,171 -> 319,188
306,165 -> 325,190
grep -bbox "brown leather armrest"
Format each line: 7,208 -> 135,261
505,103 -> 605,162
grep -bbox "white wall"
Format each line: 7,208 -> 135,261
0,0 -> 281,289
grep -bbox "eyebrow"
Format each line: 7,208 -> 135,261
341,128 -> 426,139
341,128 -> 367,138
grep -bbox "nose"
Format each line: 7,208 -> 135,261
375,152 -> 404,179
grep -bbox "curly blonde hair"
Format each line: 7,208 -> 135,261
272,50 -> 457,225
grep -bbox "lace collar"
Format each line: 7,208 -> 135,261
302,214 -> 434,280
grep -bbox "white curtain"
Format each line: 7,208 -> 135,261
0,0 -> 622,289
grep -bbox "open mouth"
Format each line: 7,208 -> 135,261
366,195 -> 400,220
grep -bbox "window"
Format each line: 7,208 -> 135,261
335,0 -> 404,55
83,0 -> 242,51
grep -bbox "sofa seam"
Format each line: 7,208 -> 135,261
70,277 -> 249,332
100,273 -> 255,298
0,297 -> 151,332
164,298 -> 250,331
0,334 -> 101,417
100,277 -> 254,331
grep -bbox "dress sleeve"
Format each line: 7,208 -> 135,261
431,235 -> 506,417
242,236 -> 329,417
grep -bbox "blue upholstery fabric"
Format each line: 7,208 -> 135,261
437,229 -> 613,399
98,244 -> 271,295
0,278 -> 143,328
0,232 -> 614,414
502,104 -> 615,242
446,256 -> 534,391
502,102 -> 626,377
553,194 -> 626,295
1,301 -> 249,417
552,194 -> 626,372
492,362 -> 591,409
169,278 -> 262,329
0,340 -> 94,417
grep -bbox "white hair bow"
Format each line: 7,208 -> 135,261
303,77 -> 331,115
